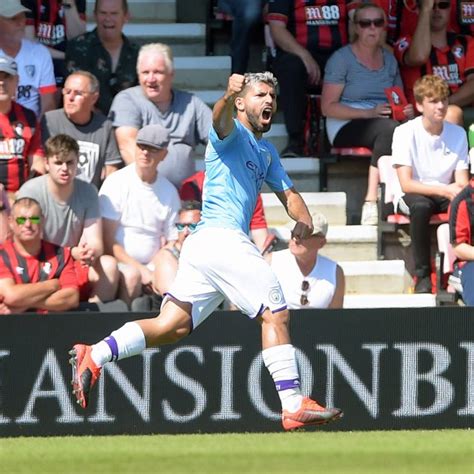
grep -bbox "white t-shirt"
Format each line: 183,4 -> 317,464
270,249 -> 337,309
391,116 -> 470,207
0,39 -> 56,118
99,164 -> 180,264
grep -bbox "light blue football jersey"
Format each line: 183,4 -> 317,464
198,119 -> 293,234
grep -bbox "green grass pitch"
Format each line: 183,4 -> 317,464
1,430 -> 473,473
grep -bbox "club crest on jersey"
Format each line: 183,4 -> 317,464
452,46 -> 464,59
14,123 -> 24,138
269,287 -> 284,305
397,38 -> 409,51
25,65 -> 36,78
42,262 -> 52,275
15,266 -> 24,275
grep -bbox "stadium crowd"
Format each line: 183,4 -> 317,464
0,0 -> 473,312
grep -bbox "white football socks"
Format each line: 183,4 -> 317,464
90,321 -> 146,367
262,344 -> 303,413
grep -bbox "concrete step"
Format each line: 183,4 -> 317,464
86,0 -> 177,22
174,56 -> 231,89
340,260 -> 410,294
344,293 -> 436,308
86,22 -> 206,55
270,225 -> 377,261
262,192 -> 346,227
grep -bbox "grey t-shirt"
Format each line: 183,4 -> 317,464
41,109 -> 122,188
324,45 -> 403,143
17,175 -> 100,247
109,86 -> 212,187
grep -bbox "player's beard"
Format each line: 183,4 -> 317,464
246,109 -> 271,134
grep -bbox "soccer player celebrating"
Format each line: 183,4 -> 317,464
69,72 -> 343,431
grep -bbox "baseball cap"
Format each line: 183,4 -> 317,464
0,0 -> 31,18
0,56 -> 18,76
136,124 -> 170,150
311,211 -> 328,237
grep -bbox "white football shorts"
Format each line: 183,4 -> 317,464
165,227 -> 287,329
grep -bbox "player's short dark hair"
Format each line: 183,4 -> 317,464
45,134 -> 80,161
240,72 -> 278,97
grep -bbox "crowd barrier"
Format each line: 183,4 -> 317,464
1,307 -> 473,437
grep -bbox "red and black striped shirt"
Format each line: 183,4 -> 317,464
267,0 -> 353,57
394,32 -> 474,105
23,0 -> 86,51
449,178 -> 474,267
0,239 -> 78,288
0,102 -> 44,193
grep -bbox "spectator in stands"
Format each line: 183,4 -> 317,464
17,133 -> 120,304
266,211 -> 345,308
41,70 -> 122,189
99,124 -> 181,307
65,0 -> 139,115
152,200 -> 201,298
0,197 -> 79,314
0,55 -> 45,203
217,0 -> 266,74
0,0 -> 56,118
393,0 -> 474,126
179,170 -> 271,251
321,2 -> 414,226
23,0 -> 86,92
379,0 -> 474,46
449,177 -> 474,305
392,74 -> 469,293
267,0 -> 356,157
109,42 -> 212,187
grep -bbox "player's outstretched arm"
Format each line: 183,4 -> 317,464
275,188 -> 313,242
213,74 -> 246,139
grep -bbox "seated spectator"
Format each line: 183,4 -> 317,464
109,42 -> 212,187
266,212 -> 345,309
17,133 -> 120,303
378,0 -> 474,46
152,200 -> 201,298
179,170 -> 271,251
321,2 -> 414,225
449,176 -> 474,305
99,124 -> 181,307
0,55 -> 45,202
267,0 -> 355,157
0,0 -> 56,118
0,184 -> 10,244
0,197 -> 79,313
41,70 -> 122,188
217,0 -> 265,74
65,0 -> 139,115
393,0 -> 474,126
23,0 -> 86,92
392,74 -> 469,293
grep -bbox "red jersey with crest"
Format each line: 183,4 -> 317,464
0,102 -> 44,193
0,239 -> 78,289
267,0 -> 356,55
375,0 -> 474,45
394,32 -> 474,105
23,0 -> 86,51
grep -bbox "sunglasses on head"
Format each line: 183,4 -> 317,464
15,216 -> 41,225
357,18 -> 385,28
433,1 -> 450,8
300,280 -> 310,306
176,222 -> 197,232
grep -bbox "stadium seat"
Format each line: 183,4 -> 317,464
377,155 -> 448,260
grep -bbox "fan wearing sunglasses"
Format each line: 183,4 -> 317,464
152,200 -> 201,299
266,212 -> 345,309
0,197 -> 79,314
322,2 -> 414,226
394,0 -> 474,127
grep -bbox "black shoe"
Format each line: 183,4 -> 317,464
281,144 -> 304,158
415,276 -> 432,294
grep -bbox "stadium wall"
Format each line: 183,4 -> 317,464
1,307 -> 474,436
